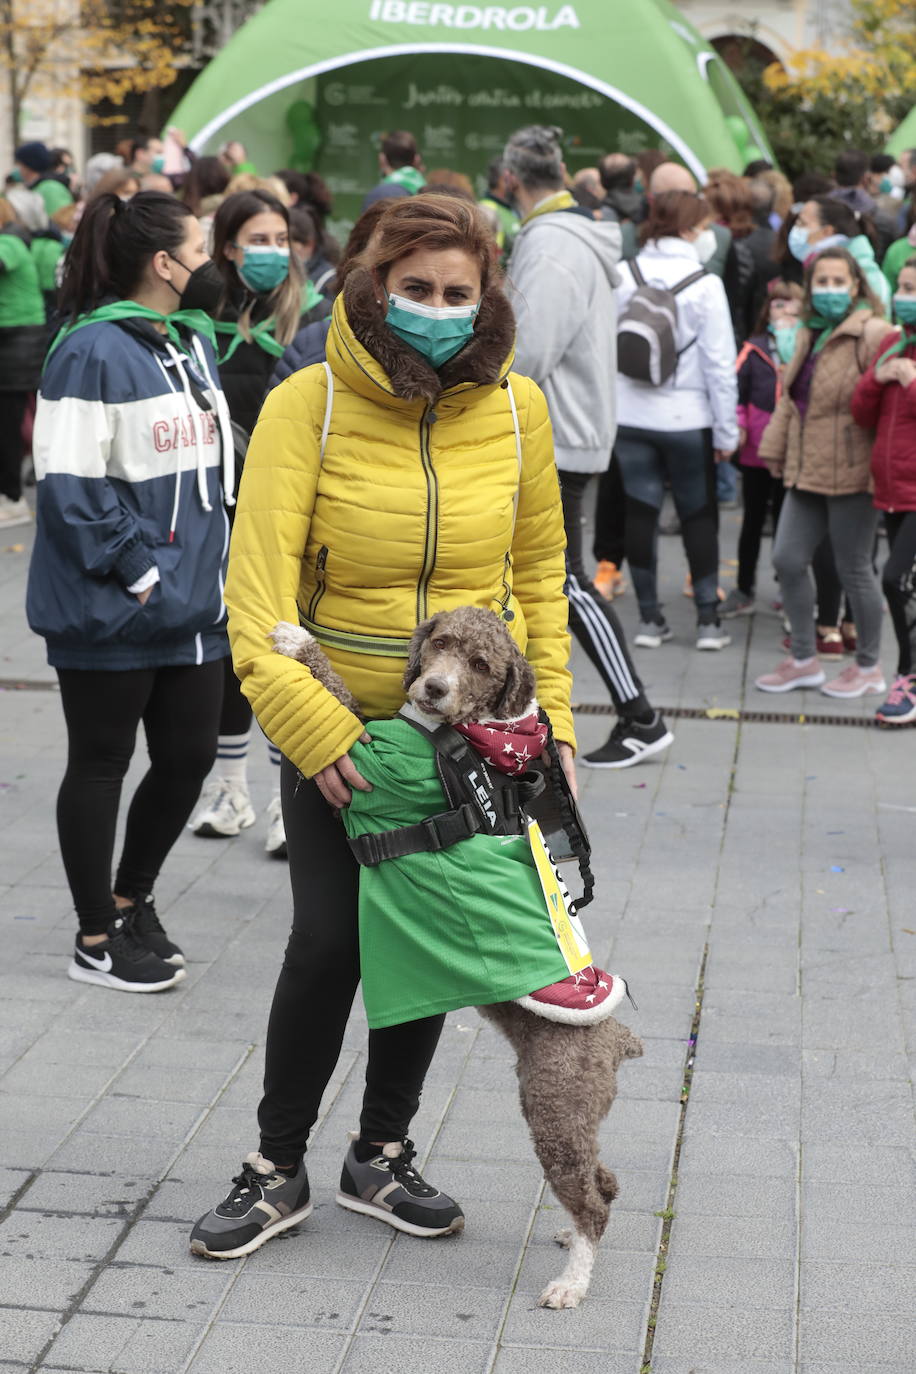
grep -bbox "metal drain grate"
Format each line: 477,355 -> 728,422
573,701 -> 884,729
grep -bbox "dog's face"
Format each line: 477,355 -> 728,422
403,607 -> 536,724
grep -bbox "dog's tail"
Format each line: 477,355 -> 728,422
618,1027 -> 644,1061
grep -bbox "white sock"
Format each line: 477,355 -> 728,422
793,657 -> 816,668
267,740 -> 282,797
214,731 -> 251,785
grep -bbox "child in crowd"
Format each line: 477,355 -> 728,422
851,256 -> 916,724
721,281 -> 803,618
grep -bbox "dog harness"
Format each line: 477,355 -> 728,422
347,713 -> 595,911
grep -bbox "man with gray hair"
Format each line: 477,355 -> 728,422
504,124 -> 673,770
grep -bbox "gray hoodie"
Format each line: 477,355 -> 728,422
508,208 -> 622,474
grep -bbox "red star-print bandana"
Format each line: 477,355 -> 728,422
453,713 -> 549,776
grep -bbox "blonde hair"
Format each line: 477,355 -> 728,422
226,173 -> 291,206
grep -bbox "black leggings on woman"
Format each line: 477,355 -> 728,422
882,511 -> 916,676
56,661 -> 224,936
257,759 -> 446,1166
737,466 -> 785,597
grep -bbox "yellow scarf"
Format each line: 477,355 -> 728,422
521,189 -> 576,226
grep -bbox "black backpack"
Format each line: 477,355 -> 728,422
617,259 -> 706,386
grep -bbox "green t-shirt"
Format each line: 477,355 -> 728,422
33,178 -> 73,217
30,236 -> 64,294
883,236 -> 915,293
343,716 -> 571,1029
0,234 -> 46,327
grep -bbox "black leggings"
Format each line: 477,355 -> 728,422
559,469 -> 649,716
882,511 -> 916,676
0,391 -> 29,501
56,661 -> 224,935
592,453 -> 627,567
737,465 -> 785,597
258,760 -> 446,1165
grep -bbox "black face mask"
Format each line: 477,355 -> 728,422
167,255 -> 224,314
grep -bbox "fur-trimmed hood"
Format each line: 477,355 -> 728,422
330,266 -> 516,405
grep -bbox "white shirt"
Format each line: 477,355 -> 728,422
615,237 -> 739,450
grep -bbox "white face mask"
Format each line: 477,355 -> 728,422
692,228 -> 717,265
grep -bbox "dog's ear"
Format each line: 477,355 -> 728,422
494,648 -> 536,721
403,615 -> 439,691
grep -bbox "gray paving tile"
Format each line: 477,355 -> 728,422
673,1174 -> 796,1222
652,1301 -> 795,1360
357,1280 -> 506,1340
0,1254 -> 92,1308
41,1313 -> 137,1369
661,1254 -> 796,1308
0,1305 -> 62,1362
801,1216 -> 914,1265
219,1272 -> 365,1330
17,1170 -> 153,1218
679,1130 -> 797,1179
188,1324 -> 345,1374
801,1143 -> 915,1186
666,1215 -> 797,1262
79,1264 -> 230,1320
0,1210 -> 125,1263
650,1362 -> 793,1374
494,1351 -> 636,1374
339,1334 -> 492,1374
501,1289 -> 647,1350
800,1261 -> 916,1312
798,1310 -> 916,1365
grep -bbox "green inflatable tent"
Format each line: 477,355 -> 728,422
171,0 -> 773,227
887,110 -> 916,158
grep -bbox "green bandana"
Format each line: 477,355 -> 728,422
47,299 -> 217,362
213,279 -> 324,363
805,301 -> 870,355
873,330 -> 916,373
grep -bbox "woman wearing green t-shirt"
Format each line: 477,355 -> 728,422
0,196 -> 46,528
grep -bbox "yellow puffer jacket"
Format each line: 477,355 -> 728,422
224,270 -> 574,779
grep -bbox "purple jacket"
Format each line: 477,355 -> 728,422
736,331 -> 780,468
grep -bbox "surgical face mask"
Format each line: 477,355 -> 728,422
385,292 -> 479,369
234,244 -> 290,293
772,319 -> 801,364
788,224 -> 811,263
151,155 -> 165,175
811,289 -> 852,322
692,228 -> 717,265
894,294 -> 916,327
168,256 -> 224,314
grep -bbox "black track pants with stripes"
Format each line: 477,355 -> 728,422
559,468 -> 650,717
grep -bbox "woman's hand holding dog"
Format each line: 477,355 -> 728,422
557,741 -> 578,800
314,734 -> 372,808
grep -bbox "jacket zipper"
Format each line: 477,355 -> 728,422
496,551 -> 514,621
417,407 -> 439,623
307,545 -> 328,621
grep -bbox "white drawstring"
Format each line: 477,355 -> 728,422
191,335 -> 236,508
165,342 -> 212,525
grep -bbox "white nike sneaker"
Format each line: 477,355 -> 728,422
69,914 -> 185,992
264,795 -> 287,859
189,778 -> 256,837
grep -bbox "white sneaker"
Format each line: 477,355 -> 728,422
0,495 -> 32,528
189,778 -> 256,837
265,795 -> 287,859
634,620 -> 673,648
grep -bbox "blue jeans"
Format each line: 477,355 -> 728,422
614,425 -> 719,623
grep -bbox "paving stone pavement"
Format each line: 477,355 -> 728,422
1,501 -> 914,1373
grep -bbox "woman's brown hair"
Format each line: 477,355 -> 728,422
704,168 -> 754,239
802,247 -> 884,318
356,193 -> 493,293
751,278 -> 804,335
639,190 -> 710,245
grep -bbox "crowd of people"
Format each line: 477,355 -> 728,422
4,123 -> 916,1002
6,112 -> 916,1268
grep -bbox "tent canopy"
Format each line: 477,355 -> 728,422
172,0 -> 773,223
888,110 -> 916,158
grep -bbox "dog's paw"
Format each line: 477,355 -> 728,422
553,1228 -> 573,1249
270,622 -> 313,659
537,1279 -> 586,1309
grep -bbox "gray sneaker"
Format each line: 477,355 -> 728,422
720,588 -> 755,618
337,1134 -> 464,1237
189,1152 -> 312,1259
634,620 -> 674,649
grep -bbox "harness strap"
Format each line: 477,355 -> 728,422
348,802 -> 481,867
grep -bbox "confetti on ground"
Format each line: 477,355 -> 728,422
633,782 -> 646,789
830,865 -> 845,873
831,907 -> 850,914
903,928 -> 915,935
3,543 -> 25,554
677,764 -> 687,770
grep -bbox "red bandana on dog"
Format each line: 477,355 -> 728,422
454,713 -> 548,776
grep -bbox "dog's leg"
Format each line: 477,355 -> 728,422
270,621 -> 315,659
539,1229 -> 598,1309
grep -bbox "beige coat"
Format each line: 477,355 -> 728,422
758,309 -> 892,496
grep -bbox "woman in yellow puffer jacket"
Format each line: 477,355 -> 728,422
190,196 -> 573,1259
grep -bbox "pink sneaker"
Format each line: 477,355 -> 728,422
755,657 -> 826,693
820,662 -> 886,699
516,966 -> 629,1025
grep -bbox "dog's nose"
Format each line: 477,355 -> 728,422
422,676 -> 448,700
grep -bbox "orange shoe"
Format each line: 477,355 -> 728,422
593,559 -> 627,600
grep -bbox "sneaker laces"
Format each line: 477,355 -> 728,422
129,895 -> 165,938
384,1140 -> 436,1197
104,911 -> 154,964
886,675 -> 916,706
222,1161 -> 273,1213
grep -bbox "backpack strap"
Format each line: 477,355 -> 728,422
670,268 -> 708,296
628,258 -> 646,288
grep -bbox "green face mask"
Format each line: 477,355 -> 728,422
385,292 -> 479,369
151,154 -> 166,175
811,289 -> 852,322
772,320 -> 800,364
894,294 -> 916,326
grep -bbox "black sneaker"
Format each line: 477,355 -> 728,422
123,894 -> 185,966
190,1153 -> 312,1259
68,914 -> 186,993
337,1134 -> 464,1237
581,712 -> 675,769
